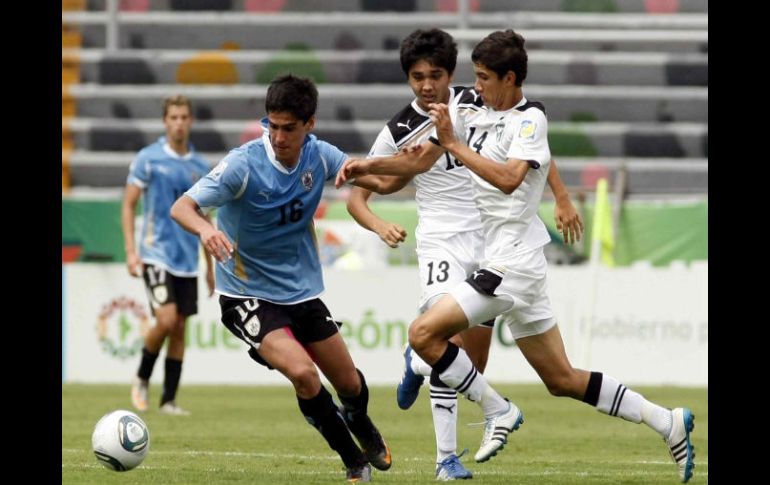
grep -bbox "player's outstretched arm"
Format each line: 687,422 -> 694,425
347,185 -> 407,248
547,159 -> 583,245
334,143 -> 443,188
171,195 -> 233,263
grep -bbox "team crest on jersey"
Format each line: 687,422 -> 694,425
494,117 -> 506,142
301,170 -> 314,191
519,120 -> 536,139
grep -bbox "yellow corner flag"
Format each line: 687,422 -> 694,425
592,178 -> 615,267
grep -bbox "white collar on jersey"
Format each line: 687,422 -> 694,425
161,140 -> 194,160
513,96 -> 528,111
479,96 -> 529,119
260,125 -> 307,175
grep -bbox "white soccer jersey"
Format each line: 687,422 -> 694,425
463,97 -> 552,265
368,86 -> 483,236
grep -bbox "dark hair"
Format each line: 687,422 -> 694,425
399,28 -> 458,76
162,94 -> 192,117
265,74 -> 318,122
471,30 -> 527,86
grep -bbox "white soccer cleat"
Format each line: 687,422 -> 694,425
666,407 -> 695,483
130,378 -> 149,412
159,401 -> 191,416
474,400 -> 524,463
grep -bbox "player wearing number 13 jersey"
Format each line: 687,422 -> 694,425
346,29 -> 490,480
368,84 -> 485,311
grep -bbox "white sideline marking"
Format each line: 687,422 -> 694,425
63,448 -> 707,467
63,462 -> 708,477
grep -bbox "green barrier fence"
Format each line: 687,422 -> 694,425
63,197 -> 707,266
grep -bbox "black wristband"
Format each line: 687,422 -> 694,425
428,136 -> 442,147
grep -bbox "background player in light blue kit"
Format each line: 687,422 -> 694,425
170,75 -> 392,483
122,94 -> 215,416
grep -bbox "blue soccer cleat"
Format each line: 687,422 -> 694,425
436,449 -> 473,481
396,345 -> 425,410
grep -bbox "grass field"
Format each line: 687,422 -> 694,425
63,383 -> 708,484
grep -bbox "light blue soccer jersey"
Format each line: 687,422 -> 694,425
127,136 -> 211,276
186,125 -> 346,304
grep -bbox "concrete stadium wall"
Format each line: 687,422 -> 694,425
62,262 -> 707,386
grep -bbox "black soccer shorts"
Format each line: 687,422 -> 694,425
142,264 -> 198,316
219,295 -> 342,369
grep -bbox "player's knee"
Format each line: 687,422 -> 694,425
169,320 -> 186,340
408,318 -> 432,354
155,315 -> 176,334
334,370 -> 362,396
285,362 -> 321,395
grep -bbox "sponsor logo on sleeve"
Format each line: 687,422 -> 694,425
519,120 -> 536,140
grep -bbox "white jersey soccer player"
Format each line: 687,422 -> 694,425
419,30 -> 695,483
363,85 -> 492,478
368,86 -> 484,312
447,97 -> 557,334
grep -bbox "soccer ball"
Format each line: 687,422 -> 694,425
91,410 -> 150,471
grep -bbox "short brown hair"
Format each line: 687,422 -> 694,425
265,75 -> 317,123
472,30 -> 528,86
162,94 -> 192,117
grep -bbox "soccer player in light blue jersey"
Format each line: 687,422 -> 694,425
122,95 -> 214,416
171,75 -> 392,483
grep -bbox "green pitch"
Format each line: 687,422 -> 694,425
63,383 -> 708,484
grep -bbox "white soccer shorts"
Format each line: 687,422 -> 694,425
449,247 -> 556,339
416,229 -> 485,313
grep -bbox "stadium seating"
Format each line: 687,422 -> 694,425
82,0 -> 708,14
61,1 -> 707,196
62,2 -> 85,192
